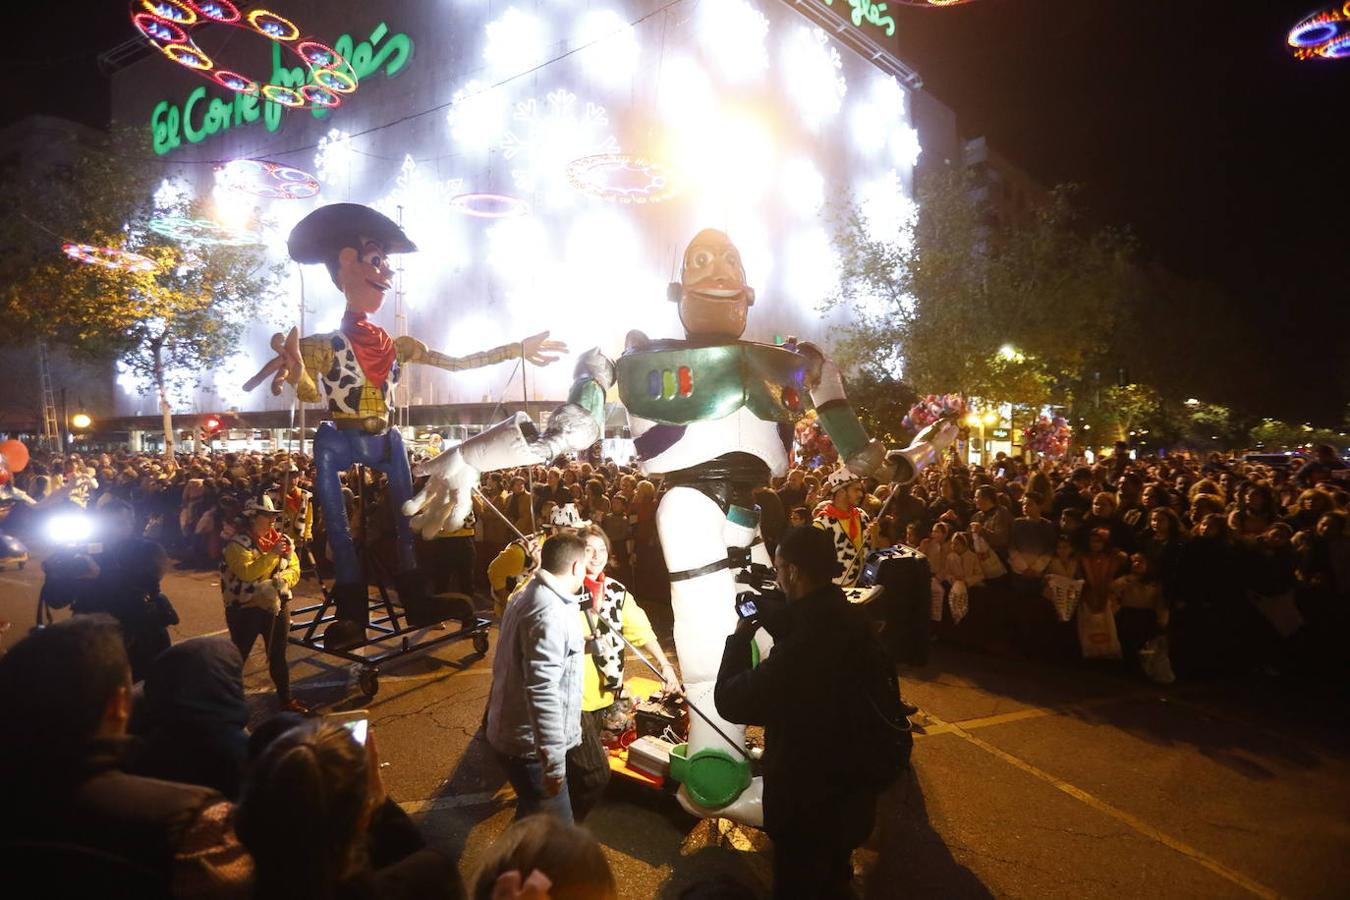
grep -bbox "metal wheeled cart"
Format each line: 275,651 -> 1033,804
287,465 -> 492,698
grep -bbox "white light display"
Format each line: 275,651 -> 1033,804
850,74 -> 906,157
782,226 -> 840,312
697,0 -> 770,84
483,6 -> 550,79
780,157 -> 826,219
445,80 -> 511,156
857,168 -> 918,252
574,9 -> 640,90
154,178 -> 192,212
374,155 -> 468,309
314,128 -> 354,186
890,124 -> 922,170
502,89 -> 619,208
781,26 -> 846,129
119,0 -> 922,414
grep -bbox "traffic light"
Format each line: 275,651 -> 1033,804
201,415 -> 223,444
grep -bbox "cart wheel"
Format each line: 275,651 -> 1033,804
472,632 -> 489,656
358,667 -> 379,698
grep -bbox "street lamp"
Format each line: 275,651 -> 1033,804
71,413 -> 92,430
998,344 -> 1021,361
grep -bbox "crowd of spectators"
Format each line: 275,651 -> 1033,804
3,438 -> 1347,896
7,439 -> 1349,683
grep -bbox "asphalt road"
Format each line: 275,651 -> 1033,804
1,554 -> 1346,899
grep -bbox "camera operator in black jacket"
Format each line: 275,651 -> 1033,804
716,526 -> 896,900
43,499 -> 178,681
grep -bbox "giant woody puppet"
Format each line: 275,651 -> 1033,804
246,203 -> 578,647
406,228 -> 957,826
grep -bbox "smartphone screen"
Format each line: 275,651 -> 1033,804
326,709 -> 369,745
736,597 -> 758,619
344,719 -> 369,745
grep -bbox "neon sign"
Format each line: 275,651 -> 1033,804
149,21 -> 413,155
823,0 -> 897,38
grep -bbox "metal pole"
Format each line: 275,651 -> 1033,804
298,265 -> 306,457
60,387 -> 69,456
522,343 -> 536,534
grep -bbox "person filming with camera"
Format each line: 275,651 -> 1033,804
221,495 -> 304,713
716,526 -> 911,899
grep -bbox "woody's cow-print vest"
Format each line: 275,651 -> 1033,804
320,331 -> 402,417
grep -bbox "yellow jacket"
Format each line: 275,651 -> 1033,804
220,530 -> 301,614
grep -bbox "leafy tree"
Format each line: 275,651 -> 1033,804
0,127 -> 284,455
843,371 -> 917,444
827,171 -> 1137,411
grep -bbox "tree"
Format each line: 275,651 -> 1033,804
843,370 -> 917,444
0,127 -> 284,455
827,171 -> 1137,410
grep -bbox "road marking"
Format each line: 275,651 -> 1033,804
0,575 -> 30,586
244,664 -> 491,694
400,788 -> 510,814
915,690 -> 1164,737
923,711 -> 1284,900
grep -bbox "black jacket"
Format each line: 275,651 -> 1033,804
2,736 -> 220,897
130,636 -> 250,798
715,584 -> 880,835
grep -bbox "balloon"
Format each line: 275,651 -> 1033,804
0,439 -> 29,473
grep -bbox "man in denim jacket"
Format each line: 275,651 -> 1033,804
485,531 -> 589,822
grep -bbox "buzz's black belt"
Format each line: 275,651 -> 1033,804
667,538 -> 763,583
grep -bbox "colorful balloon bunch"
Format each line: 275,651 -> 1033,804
1023,416 -> 1073,459
794,411 -> 838,468
903,394 -> 967,432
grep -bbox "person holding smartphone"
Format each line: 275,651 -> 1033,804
221,495 -> 305,713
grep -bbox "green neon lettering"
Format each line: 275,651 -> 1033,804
207,97 -> 233,134
147,21 -> 414,152
235,90 -> 260,125
824,0 -> 896,38
182,86 -> 209,143
151,101 -> 180,155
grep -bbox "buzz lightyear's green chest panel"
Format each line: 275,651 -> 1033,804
616,341 -> 819,425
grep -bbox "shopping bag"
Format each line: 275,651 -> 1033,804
930,577 -> 946,622
973,533 -> 1007,579
1076,604 -> 1122,659
1138,635 -> 1175,684
1043,575 -> 1085,623
1249,591 -> 1303,638
948,580 -> 969,625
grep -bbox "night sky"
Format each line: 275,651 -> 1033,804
4,1 -> 1346,423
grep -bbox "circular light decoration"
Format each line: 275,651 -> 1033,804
62,242 -> 158,274
130,1 -> 359,109
449,193 -> 532,219
148,216 -> 261,246
215,159 -> 320,200
1287,5 -> 1350,59
566,154 -> 682,205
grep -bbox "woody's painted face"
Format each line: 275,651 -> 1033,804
336,236 -> 394,315
678,228 -> 755,339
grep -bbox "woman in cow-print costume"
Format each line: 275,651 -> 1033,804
567,524 -> 680,817
812,464 -> 879,588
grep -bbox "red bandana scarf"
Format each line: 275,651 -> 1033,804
255,527 -> 284,553
341,311 -> 397,388
583,575 -> 606,611
824,503 -> 862,544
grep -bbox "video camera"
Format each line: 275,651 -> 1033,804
734,562 -> 784,620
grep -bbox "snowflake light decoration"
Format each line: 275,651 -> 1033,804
574,9 -> 640,89
153,177 -> 192,212
697,0 -> 769,84
502,90 -> 619,208
445,80 -> 511,156
781,27 -> 847,128
483,6 -> 549,79
857,169 -> 918,253
314,128 -> 354,185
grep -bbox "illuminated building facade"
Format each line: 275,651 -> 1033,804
108,0 -> 942,429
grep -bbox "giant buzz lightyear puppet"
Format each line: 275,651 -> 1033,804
406,229 -> 957,826
245,203 -> 577,646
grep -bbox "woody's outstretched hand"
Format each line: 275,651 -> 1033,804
520,331 -> 567,367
